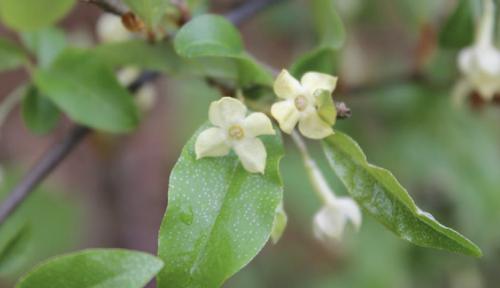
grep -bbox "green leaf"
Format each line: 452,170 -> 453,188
290,48 -> 338,78
0,38 -> 27,71
33,48 -> 139,133
315,89 -> 337,126
174,15 -> 273,87
16,249 -> 164,288
0,0 -> 75,31
21,27 -> 67,68
0,170 -> 80,278
93,40 -> 181,73
158,123 -> 284,287
123,0 -> 172,28
322,131 -> 482,257
290,0 -> 344,77
21,86 -> 60,135
311,0 -> 345,49
439,0 -> 474,49
0,224 -> 30,272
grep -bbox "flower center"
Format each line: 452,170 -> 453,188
228,125 -> 245,140
294,95 -> 308,111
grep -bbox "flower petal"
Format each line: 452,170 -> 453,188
298,112 -> 333,139
234,138 -> 267,174
335,197 -> 362,230
243,112 -> 275,137
301,72 -> 338,94
458,48 -> 474,74
273,69 -> 303,99
209,97 -> 247,127
313,205 -> 346,242
271,100 -> 300,134
195,127 -> 230,159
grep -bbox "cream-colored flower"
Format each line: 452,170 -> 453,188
313,196 -> 361,243
195,97 -> 275,174
96,13 -> 132,43
271,69 -> 337,139
457,0 -> 500,101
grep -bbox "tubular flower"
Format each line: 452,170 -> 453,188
195,97 -> 275,174
457,0 -> 500,101
313,197 -> 361,243
271,69 -> 338,139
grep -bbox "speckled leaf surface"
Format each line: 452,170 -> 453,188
322,131 -> 482,257
157,123 -> 284,288
16,249 -> 164,288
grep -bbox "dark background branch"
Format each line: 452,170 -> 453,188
0,72 -> 159,226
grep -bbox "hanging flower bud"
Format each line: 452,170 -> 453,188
313,197 -> 361,243
456,0 -> 500,101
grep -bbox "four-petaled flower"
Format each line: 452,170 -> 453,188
271,69 -> 338,139
457,0 -> 500,101
195,97 -> 275,174
313,196 -> 361,243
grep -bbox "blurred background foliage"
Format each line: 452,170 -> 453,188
1,0 -> 500,287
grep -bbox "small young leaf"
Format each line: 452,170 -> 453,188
157,123 -> 284,287
0,38 -> 27,72
21,86 -> 60,135
0,0 -> 75,31
174,15 -> 273,87
122,0 -> 173,28
439,0 -> 475,49
322,131 -> 482,257
16,249 -> 164,288
315,89 -> 337,126
33,48 -> 139,133
21,27 -> 67,68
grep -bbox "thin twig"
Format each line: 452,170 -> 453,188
0,72 -> 159,226
224,0 -> 285,26
82,0 -> 123,16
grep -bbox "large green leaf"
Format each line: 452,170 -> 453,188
93,40 -> 181,73
439,0 -> 475,49
122,0 -> 172,28
16,249 -> 164,288
290,0 -> 344,77
174,15 -> 273,87
322,131 -> 482,257
21,86 -> 60,135
157,123 -> 284,287
21,27 -> 67,68
33,48 -> 139,133
0,0 -> 75,31
0,38 -> 27,72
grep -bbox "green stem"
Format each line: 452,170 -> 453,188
290,130 -> 335,204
